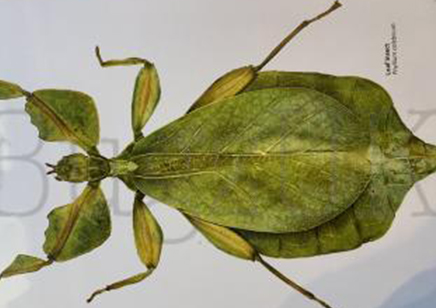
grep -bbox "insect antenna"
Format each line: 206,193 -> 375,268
45,163 -> 56,175
45,163 -> 60,178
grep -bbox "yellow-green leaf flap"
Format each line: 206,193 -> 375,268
43,185 -> 111,262
188,66 -> 257,112
131,64 -> 161,138
187,215 -> 255,260
133,197 -> 163,268
0,80 -> 25,100
25,90 -> 100,152
0,255 -> 50,278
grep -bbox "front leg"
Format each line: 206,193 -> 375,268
1,184 -> 111,279
87,192 -> 163,303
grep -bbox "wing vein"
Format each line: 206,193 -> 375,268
219,97 -> 282,153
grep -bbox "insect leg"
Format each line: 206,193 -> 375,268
186,215 -> 334,308
0,79 -> 28,99
95,47 -> 151,67
255,1 -> 342,71
188,1 -> 342,112
87,192 -> 163,303
0,255 -> 52,279
1,184 -> 111,279
95,47 -> 161,141
256,256 -> 333,308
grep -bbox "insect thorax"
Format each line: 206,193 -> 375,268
50,153 -> 139,183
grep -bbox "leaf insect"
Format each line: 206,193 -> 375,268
1,1 -> 435,308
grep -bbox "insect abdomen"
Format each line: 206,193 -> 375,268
239,165 -> 416,258
239,201 -> 396,259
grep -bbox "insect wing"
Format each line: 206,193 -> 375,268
132,88 -> 371,233
236,72 -> 436,257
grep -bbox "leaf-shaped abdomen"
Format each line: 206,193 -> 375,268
132,88 -> 372,233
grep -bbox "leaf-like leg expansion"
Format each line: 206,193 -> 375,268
0,80 -> 100,155
186,215 -> 256,260
0,184 -> 111,279
132,193 -> 163,269
187,66 -> 258,112
186,215 -> 335,308
0,79 -> 27,99
87,192 -> 163,303
95,47 -> 161,141
188,1 -> 342,112
25,90 -> 101,155
0,255 -> 52,279
44,183 -> 111,261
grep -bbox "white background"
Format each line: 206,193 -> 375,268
0,0 -> 435,308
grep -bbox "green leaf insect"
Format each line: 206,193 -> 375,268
0,2 -> 434,308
